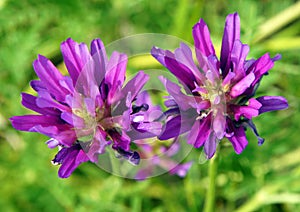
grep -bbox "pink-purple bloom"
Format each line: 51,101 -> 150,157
151,13 -> 288,158
10,38 -> 159,178
135,138 -> 192,180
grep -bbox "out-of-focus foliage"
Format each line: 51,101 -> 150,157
0,0 -> 299,211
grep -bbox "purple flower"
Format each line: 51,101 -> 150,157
151,13 -> 288,158
135,138 -> 192,180
10,38 -> 158,178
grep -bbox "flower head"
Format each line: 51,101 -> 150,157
152,13 -> 288,158
135,138 -> 193,180
10,38 -> 159,178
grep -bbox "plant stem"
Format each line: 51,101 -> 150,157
203,152 -> 218,212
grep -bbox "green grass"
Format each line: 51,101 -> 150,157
0,0 -> 300,211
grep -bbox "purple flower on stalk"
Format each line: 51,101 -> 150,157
135,139 -> 193,180
10,38 -> 159,178
151,13 -> 288,158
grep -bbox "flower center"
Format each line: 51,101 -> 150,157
196,74 -> 231,139
199,78 -> 228,116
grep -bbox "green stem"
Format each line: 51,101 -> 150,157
203,152 -> 218,212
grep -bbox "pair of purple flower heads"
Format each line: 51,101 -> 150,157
10,13 -> 288,178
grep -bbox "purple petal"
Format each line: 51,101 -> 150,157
161,108 -> 180,120
161,77 -> 205,111
204,132 -> 217,159
30,80 -> 46,92
105,51 -> 127,104
164,140 -> 180,157
233,98 -> 262,120
36,90 -> 70,112
10,115 -> 60,131
21,93 -> 60,116
247,53 -> 274,86
135,90 -> 152,107
230,40 -> 249,81
174,43 -> 204,83
136,122 -> 162,135
220,13 -> 240,77
59,76 -> 74,93
61,38 -> 91,85
31,125 -> 76,147
85,128 -> 110,163
256,96 -> 288,114
244,59 -> 256,71
164,51 -> 196,90
121,71 -> 149,102
65,92 -> 84,110
226,120 -> 248,154
60,112 -> 85,128
53,147 -> 69,164
90,39 -> 108,85
55,131 -> 78,147
222,72 -> 235,87
272,54 -> 282,62
164,99 -> 178,108
151,46 -> 167,67
10,114 -> 77,147
187,114 -> 212,148
192,19 -> 216,57
158,116 -> 181,140
33,55 -> 70,102
46,138 -> 60,148
193,19 -> 217,73
169,161 -> 193,177
206,55 -> 221,82
127,123 -> 159,140
159,115 -> 192,140
53,144 -> 89,178
187,121 -> 200,146
115,147 -> 140,165
110,129 -> 131,151
212,110 -> 226,139
230,72 -> 255,97
76,61 -> 100,99
188,99 -> 210,115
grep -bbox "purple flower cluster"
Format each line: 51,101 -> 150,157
152,13 -> 288,158
10,13 -> 288,178
10,38 -> 160,178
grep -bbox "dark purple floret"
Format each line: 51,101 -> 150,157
131,104 -> 149,114
52,143 -> 89,178
115,147 -> 140,165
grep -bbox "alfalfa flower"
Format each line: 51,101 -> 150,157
135,139 -> 193,180
10,38 -> 160,178
151,13 -> 288,158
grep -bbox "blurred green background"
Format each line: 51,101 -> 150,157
0,0 -> 300,211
